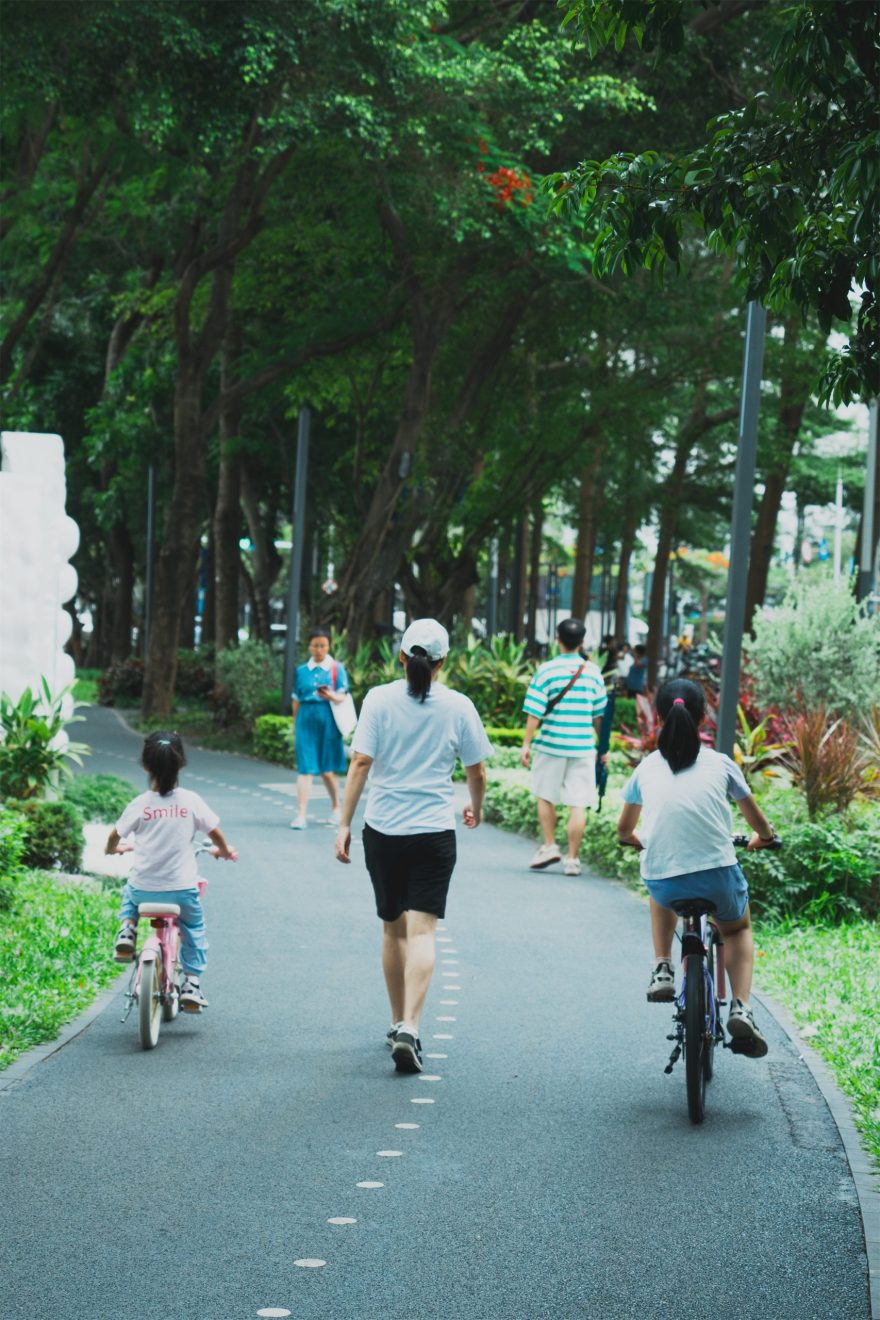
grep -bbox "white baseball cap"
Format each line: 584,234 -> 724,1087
400,618 -> 450,661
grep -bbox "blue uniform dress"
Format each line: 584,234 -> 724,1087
293,659 -> 349,775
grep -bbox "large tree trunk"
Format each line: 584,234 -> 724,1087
213,325 -> 243,656
571,438 -> 602,619
613,520 -> 636,641
108,521 -> 134,663
525,503 -> 543,654
240,459 -> 281,644
142,377 -> 207,716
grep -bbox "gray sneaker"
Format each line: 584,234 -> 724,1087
727,999 -> 768,1057
114,923 -> 137,962
647,959 -> 676,1002
180,977 -> 209,1013
391,1031 -> 423,1073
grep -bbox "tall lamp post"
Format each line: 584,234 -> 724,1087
282,407 -> 311,713
717,302 -> 766,756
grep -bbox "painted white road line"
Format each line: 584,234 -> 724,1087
294,1259 -> 326,1268
257,1309 -> 291,1317
377,1150 -> 403,1157
356,1180 -> 385,1188
436,1015 -> 456,1021
419,1075 -> 442,1081
327,1217 -> 357,1225
425,1052 -> 448,1059
433,1033 -> 454,1039
410,1097 -> 435,1105
395,1123 -> 419,1129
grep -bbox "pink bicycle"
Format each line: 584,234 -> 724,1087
120,841 -> 214,1050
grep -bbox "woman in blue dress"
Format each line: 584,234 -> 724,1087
290,629 -> 350,830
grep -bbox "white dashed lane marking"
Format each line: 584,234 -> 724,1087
294,1259 -> 326,1268
419,1075 -> 442,1082
410,1097 -> 435,1105
356,1180 -> 384,1188
433,1033 -> 453,1039
425,1052 -> 447,1059
377,1150 -> 403,1157
395,1123 -> 419,1129
257,1310 -> 291,1318
436,1015 -> 456,1022
327,1217 -> 357,1225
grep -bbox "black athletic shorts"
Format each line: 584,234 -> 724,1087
362,823 -> 457,922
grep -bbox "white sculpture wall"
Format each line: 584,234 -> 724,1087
0,432 -> 80,734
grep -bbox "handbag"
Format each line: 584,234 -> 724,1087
330,661 -> 358,739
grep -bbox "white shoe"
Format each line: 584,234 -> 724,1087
329,808 -> 342,826
529,842 -> 562,870
289,816 -> 307,830
562,856 -> 581,876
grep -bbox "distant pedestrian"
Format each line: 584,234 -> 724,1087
290,628 -> 350,830
106,730 -> 237,1013
626,643 -> 648,696
335,619 -> 492,1074
520,618 -> 607,875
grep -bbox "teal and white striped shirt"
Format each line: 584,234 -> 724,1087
522,654 -> 607,757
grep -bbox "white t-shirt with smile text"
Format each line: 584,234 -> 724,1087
115,787 -> 219,890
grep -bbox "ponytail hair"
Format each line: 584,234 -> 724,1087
404,646 -> 440,703
142,730 -> 186,796
656,679 -> 704,774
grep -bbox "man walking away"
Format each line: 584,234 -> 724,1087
520,618 -> 607,875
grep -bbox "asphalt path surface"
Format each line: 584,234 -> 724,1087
0,707 -> 870,1320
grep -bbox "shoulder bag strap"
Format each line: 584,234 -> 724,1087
542,660 -> 587,719
331,660 -> 338,690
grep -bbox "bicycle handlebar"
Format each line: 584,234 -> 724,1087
732,833 -> 782,850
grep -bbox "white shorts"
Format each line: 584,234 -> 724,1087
531,749 -> 597,809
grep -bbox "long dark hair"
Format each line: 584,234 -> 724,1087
656,679 -> 704,774
404,646 -> 441,703
142,730 -> 186,796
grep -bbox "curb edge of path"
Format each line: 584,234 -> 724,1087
0,969 -> 130,1094
753,987 -> 879,1320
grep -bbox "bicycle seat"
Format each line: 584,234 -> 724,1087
137,902 -> 181,918
668,897 -> 716,918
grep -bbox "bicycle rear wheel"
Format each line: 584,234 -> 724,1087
162,935 -> 181,1023
703,934 -> 717,1084
138,953 -> 163,1050
684,955 -> 707,1124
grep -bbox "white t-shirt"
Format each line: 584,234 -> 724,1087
351,679 -> 493,835
115,787 -> 220,891
621,747 -> 750,881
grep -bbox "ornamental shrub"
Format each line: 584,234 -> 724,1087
63,773 -> 134,823
253,715 -> 294,764
10,800 -> 84,873
0,681 -> 89,799
0,807 -> 28,909
98,657 -> 145,705
215,641 -> 282,726
741,811 -> 880,922
747,577 -> 880,721
174,647 -> 215,698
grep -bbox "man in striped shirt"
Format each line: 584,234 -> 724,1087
520,618 -> 608,875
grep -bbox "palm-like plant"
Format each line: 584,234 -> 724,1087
733,706 -> 792,784
782,706 -> 870,819
0,680 -> 89,799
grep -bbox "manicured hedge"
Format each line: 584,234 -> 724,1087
253,714 -> 294,764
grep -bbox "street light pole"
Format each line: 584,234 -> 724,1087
282,408 -> 310,713
858,398 -> 878,605
717,301 -> 766,756
144,465 -> 156,659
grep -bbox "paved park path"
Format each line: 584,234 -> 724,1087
0,707 -> 871,1320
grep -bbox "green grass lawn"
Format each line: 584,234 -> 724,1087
73,668 -> 101,705
0,871 -> 121,1071
754,919 -> 880,1162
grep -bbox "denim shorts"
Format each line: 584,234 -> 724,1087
644,863 -> 749,924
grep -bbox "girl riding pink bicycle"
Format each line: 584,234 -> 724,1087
106,730 -> 237,1013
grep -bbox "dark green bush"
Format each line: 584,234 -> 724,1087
10,800 -> 84,872
613,697 -> 637,731
742,814 -> 880,922
485,726 -> 526,747
174,647 -> 215,697
63,773 -> 134,823
98,657 -> 144,705
253,715 -> 294,764
0,807 -> 28,909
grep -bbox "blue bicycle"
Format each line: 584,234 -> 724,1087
663,835 -> 781,1124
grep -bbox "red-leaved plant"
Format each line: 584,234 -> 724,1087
782,706 -> 870,819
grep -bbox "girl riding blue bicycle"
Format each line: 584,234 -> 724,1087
616,679 -> 776,1056
106,731 -> 237,1013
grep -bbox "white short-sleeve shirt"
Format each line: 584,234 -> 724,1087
351,679 -> 493,835
115,787 -> 220,890
622,747 -> 750,880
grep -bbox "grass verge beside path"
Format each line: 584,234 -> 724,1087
0,872 -> 121,1071
754,921 -> 879,1163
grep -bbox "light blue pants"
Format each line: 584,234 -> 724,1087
119,885 -> 208,978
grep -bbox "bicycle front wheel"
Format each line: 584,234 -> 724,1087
138,953 -> 163,1050
684,955 -> 707,1124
